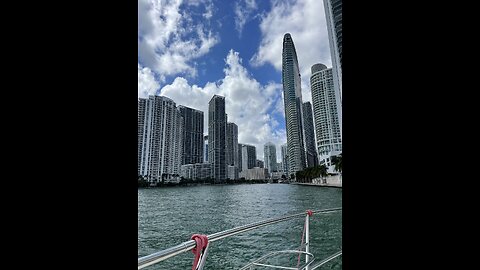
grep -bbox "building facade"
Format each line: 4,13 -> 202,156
239,167 -> 268,180
178,105 -> 204,165
238,143 -> 256,172
310,64 -> 342,171
227,165 -> 239,180
180,163 -> 213,180
264,142 -> 277,173
208,95 -> 227,182
281,143 -> 289,176
226,122 -> 239,169
138,95 -> 183,183
302,102 -> 319,168
324,0 -> 342,102
282,33 -> 306,175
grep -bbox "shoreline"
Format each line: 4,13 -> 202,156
138,181 -> 290,188
293,182 -> 342,188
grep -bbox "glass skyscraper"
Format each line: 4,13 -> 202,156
178,105 -> 204,165
208,95 -> 227,182
302,102 -> 319,168
282,33 -> 306,175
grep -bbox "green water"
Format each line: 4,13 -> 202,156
138,184 -> 342,269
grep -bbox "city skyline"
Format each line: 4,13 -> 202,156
138,0 -> 333,161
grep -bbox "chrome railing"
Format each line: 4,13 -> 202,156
138,207 -> 342,269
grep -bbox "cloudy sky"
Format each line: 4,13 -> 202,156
138,0 -> 332,161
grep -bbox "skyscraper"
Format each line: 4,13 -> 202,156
310,63 -> 342,170
264,142 -> 278,173
178,105 -> 204,165
302,102 -> 319,168
208,95 -> 227,182
138,95 -> 183,183
324,0 -> 342,101
282,33 -> 306,175
226,122 -> 239,168
281,143 -> 289,175
238,143 -> 256,172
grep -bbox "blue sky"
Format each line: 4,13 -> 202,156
138,0 -> 332,161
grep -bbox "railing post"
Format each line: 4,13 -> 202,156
195,242 -> 209,270
305,212 -> 310,270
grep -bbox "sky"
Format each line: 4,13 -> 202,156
138,0 -> 332,162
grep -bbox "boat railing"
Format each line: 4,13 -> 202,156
138,207 -> 342,270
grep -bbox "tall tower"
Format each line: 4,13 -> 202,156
302,102 -> 319,168
324,0 -> 342,101
138,95 -> 183,183
282,33 -> 306,175
238,143 -> 256,172
310,63 -> 342,171
178,105 -> 204,165
226,122 -> 239,168
264,142 -> 277,173
281,143 -> 289,175
208,95 -> 227,182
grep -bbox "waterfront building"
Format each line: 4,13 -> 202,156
239,167 -> 268,180
238,143 -> 256,172
324,0 -> 342,101
282,33 -> 306,175
208,95 -> 227,182
302,102 -> 319,167
310,63 -> 342,172
227,165 -> 239,180
178,105 -> 204,165
226,122 -> 239,168
264,142 -> 278,173
281,143 -> 289,175
138,95 -> 183,183
180,163 -> 213,180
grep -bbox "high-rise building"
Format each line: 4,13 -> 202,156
282,33 -> 306,175
324,0 -> 342,101
310,63 -> 342,171
302,102 -> 319,168
138,95 -> 183,183
277,162 -> 283,173
226,122 -> 239,168
264,142 -> 277,173
238,143 -> 256,172
178,105 -> 204,165
256,159 -> 264,169
281,143 -> 289,176
208,95 -> 227,182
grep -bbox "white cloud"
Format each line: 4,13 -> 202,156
138,64 -> 160,98
234,0 -> 258,37
203,2 -> 213,19
160,50 -> 286,161
250,0 -> 332,103
138,0 -> 218,78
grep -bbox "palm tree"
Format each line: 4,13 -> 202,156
331,153 -> 342,173
318,164 -> 328,184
